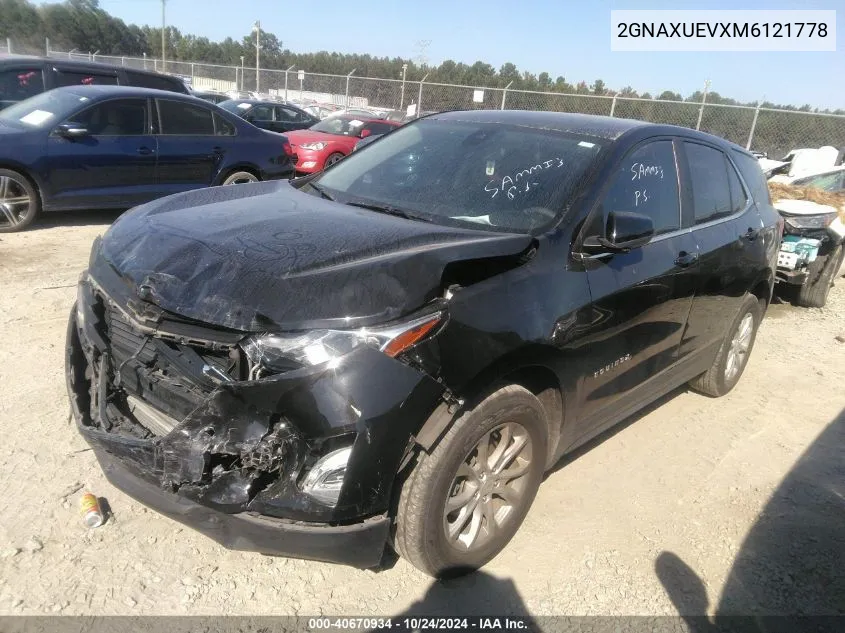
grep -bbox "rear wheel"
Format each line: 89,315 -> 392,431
394,385 -> 548,577
796,244 -> 844,308
0,169 -> 40,233
323,152 -> 345,168
689,293 -> 762,397
221,170 -> 259,186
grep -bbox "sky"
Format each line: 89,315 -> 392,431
82,0 -> 843,108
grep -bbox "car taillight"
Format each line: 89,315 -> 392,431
282,141 -> 294,157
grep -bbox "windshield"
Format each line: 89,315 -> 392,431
311,119 -> 606,233
0,89 -> 92,128
218,100 -> 253,115
311,116 -> 370,136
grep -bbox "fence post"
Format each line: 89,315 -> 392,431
345,69 -> 356,108
609,94 -> 618,117
143,52 -> 147,69
746,102 -> 762,150
417,73 -> 429,116
6,38 -> 11,54
45,37 -> 50,56
501,81 -> 513,110
191,63 -> 195,85
695,78 -> 711,131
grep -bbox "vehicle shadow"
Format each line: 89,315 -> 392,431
388,570 -> 537,621
32,209 -> 124,231
655,408 -> 845,631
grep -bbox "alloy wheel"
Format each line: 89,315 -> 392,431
725,312 -> 754,382
0,175 -> 31,229
443,422 -> 533,552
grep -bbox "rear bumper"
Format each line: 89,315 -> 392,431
91,443 -> 391,568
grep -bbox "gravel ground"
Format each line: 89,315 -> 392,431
0,211 -> 843,618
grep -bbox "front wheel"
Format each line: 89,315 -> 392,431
394,385 -> 548,577
323,152 -> 345,168
0,169 -> 40,233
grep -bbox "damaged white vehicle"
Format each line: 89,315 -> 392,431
773,194 -> 845,307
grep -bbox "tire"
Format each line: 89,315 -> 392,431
689,294 -> 763,397
394,385 -> 548,578
796,244 -> 844,308
323,153 -> 345,168
0,168 -> 40,233
221,170 -> 259,186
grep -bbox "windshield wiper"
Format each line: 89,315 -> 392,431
308,182 -> 335,201
344,201 -> 431,222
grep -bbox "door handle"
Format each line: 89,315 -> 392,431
674,251 -> 699,268
137,146 -> 154,155
742,227 -> 760,241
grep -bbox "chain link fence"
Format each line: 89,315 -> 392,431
2,43 -> 843,159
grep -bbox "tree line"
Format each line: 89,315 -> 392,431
1,0 -> 842,116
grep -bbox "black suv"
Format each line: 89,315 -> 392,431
66,111 -> 781,577
1,57 -> 189,109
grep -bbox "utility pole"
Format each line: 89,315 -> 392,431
284,64 -> 295,101
240,56 -> 245,91
254,21 -> 261,93
161,0 -> 166,73
400,63 -> 408,109
695,78 -> 711,131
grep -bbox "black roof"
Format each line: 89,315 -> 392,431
0,55 -> 176,79
222,98 -> 291,107
432,109 -> 750,153
432,110 -> 646,139
37,84 -> 200,101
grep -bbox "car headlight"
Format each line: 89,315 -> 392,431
785,213 -> 838,230
300,141 -> 328,151
241,312 -> 443,374
301,447 -> 352,505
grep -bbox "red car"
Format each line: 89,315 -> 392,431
286,116 -> 400,173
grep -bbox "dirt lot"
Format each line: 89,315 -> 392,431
0,211 -> 843,618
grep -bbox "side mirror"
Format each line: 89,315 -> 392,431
359,128 -> 372,138
56,122 -> 89,137
583,211 -> 654,253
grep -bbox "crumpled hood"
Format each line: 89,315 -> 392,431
98,180 -> 533,331
773,198 -> 841,217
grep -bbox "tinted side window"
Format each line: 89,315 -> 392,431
364,122 -> 396,136
158,100 -> 214,135
602,140 -> 680,234
726,159 -> 747,213
275,106 -> 297,121
793,170 -> 845,192
125,71 -> 185,93
71,99 -> 148,135
0,68 -> 44,105
684,142 -> 733,223
213,112 -> 236,136
55,70 -> 118,88
731,150 -> 772,206
248,105 -> 274,120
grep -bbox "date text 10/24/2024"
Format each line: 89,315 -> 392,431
307,617 -> 531,630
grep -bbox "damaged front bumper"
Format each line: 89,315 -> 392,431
66,269 -> 444,568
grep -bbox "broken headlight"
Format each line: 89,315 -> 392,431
785,213 -> 838,230
301,446 -> 352,506
242,312 -> 443,375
